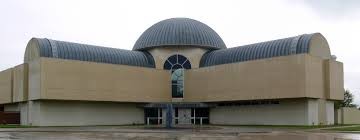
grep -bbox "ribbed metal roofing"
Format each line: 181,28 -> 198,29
32,38 -> 155,68
200,33 -> 315,67
133,18 -> 226,51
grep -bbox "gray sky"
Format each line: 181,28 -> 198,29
0,0 -> 359,104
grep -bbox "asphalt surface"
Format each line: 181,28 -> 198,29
0,125 -> 359,140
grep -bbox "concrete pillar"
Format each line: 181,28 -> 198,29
165,104 -> 173,128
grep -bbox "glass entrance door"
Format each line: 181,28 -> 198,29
174,108 -> 210,125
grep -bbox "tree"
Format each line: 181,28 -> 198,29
339,90 -> 357,108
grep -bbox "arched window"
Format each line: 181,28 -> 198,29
163,54 -> 191,72
164,54 -> 191,98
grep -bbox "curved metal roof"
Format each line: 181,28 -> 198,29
200,33 -> 315,67
133,18 -> 226,51
31,38 -> 155,68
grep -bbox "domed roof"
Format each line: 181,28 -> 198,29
133,18 -> 226,51
24,38 -> 155,68
200,33 -> 330,67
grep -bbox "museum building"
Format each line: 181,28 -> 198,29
0,18 -> 344,126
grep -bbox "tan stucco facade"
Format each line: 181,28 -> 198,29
336,107 -> 360,124
0,54 -> 344,104
0,68 -> 12,104
210,98 -> 335,125
32,58 -> 172,102
211,99 -> 314,125
148,47 -> 208,69
184,54 -> 343,102
308,33 -> 331,59
326,60 -> 344,100
26,101 -> 143,126
28,59 -> 41,100
12,64 -> 28,103
24,38 -> 41,63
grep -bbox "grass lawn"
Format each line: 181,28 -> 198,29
214,124 -> 353,129
0,125 -> 32,128
326,126 -> 360,131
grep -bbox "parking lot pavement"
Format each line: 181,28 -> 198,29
0,126 -> 359,140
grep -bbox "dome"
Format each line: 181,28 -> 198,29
133,18 -> 226,51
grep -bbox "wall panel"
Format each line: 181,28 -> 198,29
12,64 -> 28,102
0,69 -> 13,104
39,58 -> 171,102
184,54 -> 339,102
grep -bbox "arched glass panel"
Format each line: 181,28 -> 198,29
177,55 -> 187,64
164,54 -> 191,98
164,61 -> 172,70
163,54 -> 192,72
183,61 -> 191,69
168,55 -> 177,64
171,69 -> 184,98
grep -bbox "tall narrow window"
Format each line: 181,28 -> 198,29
171,69 -> 184,98
164,54 -> 191,98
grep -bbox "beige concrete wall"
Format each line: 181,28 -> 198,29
308,33 -> 331,59
210,99 -> 334,125
20,102 -> 29,125
307,99 -> 319,125
306,99 -> 334,125
326,101 -> 335,125
12,64 -> 28,102
184,54 -> 331,102
36,58 -> 171,102
148,47 -> 208,69
336,108 -> 342,124
210,99 -> 310,125
24,38 -> 41,63
325,60 -> 344,100
28,59 -> 41,100
305,56 -> 325,99
0,68 -> 13,104
28,101 -> 40,126
27,100 -> 143,126
4,49 -> 343,104
317,99 -> 327,125
337,107 -> 360,124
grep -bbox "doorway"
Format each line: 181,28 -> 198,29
144,108 -> 162,125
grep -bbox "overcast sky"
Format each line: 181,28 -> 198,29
0,0 -> 359,104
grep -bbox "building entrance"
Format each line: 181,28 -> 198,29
175,108 -> 192,124
174,108 -> 210,125
143,103 -> 211,126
